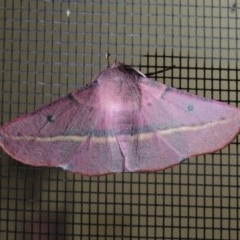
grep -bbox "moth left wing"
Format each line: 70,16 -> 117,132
0,84 -> 124,175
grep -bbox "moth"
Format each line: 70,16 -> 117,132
0,62 -> 240,175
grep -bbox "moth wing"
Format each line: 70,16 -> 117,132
123,79 -> 240,172
0,84 -> 124,175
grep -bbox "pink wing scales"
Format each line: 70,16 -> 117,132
1,62 -> 240,175
121,78 -> 240,172
0,83 -> 124,175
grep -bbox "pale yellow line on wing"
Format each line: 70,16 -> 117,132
7,118 -> 230,143
136,118 -> 230,141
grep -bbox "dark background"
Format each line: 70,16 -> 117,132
0,1 -> 239,239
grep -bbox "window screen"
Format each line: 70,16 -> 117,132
0,1 -> 239,239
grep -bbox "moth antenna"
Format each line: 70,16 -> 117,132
145,65 -> 176,77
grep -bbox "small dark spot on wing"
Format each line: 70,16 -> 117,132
161,86 -> 172,99
89,107 -> 94,112
147,102 -> 152,106
187,104 -> 194,112
68,93 -> 79,106
92,80 -> 99,85
165,86 -> 172,92
47,114 -> 55,123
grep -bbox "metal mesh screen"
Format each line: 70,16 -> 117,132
0,1 -> 239,239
